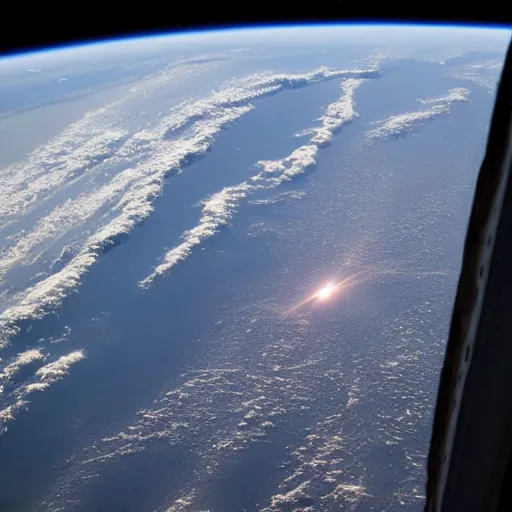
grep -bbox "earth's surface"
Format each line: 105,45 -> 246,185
0,24 -> 510,512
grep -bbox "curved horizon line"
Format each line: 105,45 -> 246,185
1,21 -> 511,62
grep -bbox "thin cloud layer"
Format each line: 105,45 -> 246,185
444,58 -> 504,93
366,88 -> 470,140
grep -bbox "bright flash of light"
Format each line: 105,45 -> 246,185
284,271 -> 364,315
315,283 -> 337,300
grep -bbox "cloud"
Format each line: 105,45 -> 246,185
140,77 -> 369,286
159,68 -> 377,141
270,481 -> 315,509
417,87 -> 470,105
0,348 -> 44,380
0,57 -> 228,229
255,144 -> 319,185
24,382 -> 50,394
366,87 -> 470,140
139,182 -> 254,288
35,349 -> 85,382
0,66 -> 378,347
0,349 -> 85,432
308,78 -> 364,146
0,401 -> 24,426
452,64 -> 502,92
442,55 -> 504,93
0,120 -> 130,224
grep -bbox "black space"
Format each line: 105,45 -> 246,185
0,5 -> 510,58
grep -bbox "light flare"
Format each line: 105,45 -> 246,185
315,283 -> 337,300
284,271 -> 364,315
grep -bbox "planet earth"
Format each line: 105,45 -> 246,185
0,24 -> 510,512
